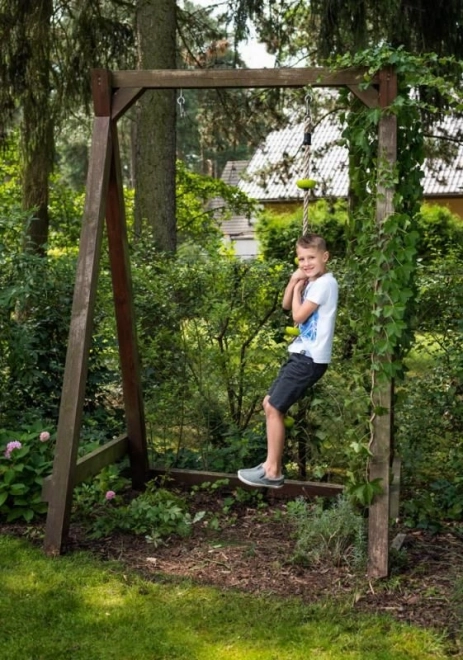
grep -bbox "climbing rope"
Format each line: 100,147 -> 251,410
302,90 -> 313,235
296,89 -> 316,236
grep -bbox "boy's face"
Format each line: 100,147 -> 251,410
296,245 -> 329,280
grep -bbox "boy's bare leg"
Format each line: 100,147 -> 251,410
262,395 -> 285,479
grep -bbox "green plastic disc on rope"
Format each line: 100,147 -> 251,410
296,178 -> 317,190
285,326 -> 300,337
284,415 -> 295,429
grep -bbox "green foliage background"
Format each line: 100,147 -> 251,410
0,51 -> 462,532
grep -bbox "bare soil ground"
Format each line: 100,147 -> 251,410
3,489 -> 463,657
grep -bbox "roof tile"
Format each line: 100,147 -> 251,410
238,114 -> 463,200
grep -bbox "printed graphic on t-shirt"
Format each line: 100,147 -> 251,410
300,309 -> 318,341
287,272 -> 338,363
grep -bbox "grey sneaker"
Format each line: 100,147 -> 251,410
237,464 -> 284,489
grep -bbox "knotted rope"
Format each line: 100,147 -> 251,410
302,90 -> 313,236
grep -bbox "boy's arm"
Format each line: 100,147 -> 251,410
291,279 -> 319,324
282,269 -> 307,310
283,275 -> 319,323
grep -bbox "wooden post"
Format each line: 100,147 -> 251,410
43,117 -> 112,554
106,124 -> 149,488
368,67 -> 398,579
43,71 -> 114,554
43,69 -> 150,554
389,456 -> 402,522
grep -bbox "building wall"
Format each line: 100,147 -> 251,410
425,196 -> 463,218
232,238 -> 259,260
222,235 -> 260,260
265,202 -> 302,215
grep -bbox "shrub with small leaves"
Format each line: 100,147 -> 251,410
76,479 -> 196,544
287,495 -> 367,569
0,424 -> 54,522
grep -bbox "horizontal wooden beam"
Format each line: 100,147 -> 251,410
110,67 -> 378,90
150,467 -> 344,498
42,435 -> 129,502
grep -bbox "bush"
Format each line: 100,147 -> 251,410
0,423 -> 54,522
133,242 -> 288,465
416,203 -> 463,261
256,200 -> 349,262
73,479 -> 196,545
256,201 -> 463,266
0,215 -> 121,428
287,495 -> 367,569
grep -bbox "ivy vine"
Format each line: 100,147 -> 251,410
332,46 -> 463,503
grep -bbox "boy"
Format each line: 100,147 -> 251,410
237,234 -> 338,488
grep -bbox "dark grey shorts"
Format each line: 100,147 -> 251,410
268,353 -> 328,414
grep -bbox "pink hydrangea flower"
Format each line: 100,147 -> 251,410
4,440 -> 22,459
40,431 -> 50,442
105,490 -> 116,500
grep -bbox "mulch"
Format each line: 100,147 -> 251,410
2,489 -> 463,656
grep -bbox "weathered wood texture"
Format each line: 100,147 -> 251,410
43,117 -> 112,555
368,67 -> 398,579
42,435 -> 129,502
112,87 -> 145,121
106,125 -> 149,488
111,67 -> 378,90
347,84 -> 379,108
150,468 -> 344,498
391,532 -> 406,552
389,456 -> 402,522
92,69 -> 112,117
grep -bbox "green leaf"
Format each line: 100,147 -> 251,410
10,483 -> 27,495
3,469 -> 16,485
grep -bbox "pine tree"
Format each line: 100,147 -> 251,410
0,0 -> 134,253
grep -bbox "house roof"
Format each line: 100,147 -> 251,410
220,213 -> 254,238
220,160 -> 248,187
237,114 -> 463,201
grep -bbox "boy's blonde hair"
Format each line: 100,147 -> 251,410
296,234 -> 327,252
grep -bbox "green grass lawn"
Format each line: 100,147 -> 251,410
0,534 -> 453,660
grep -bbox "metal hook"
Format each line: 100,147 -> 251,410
177,89 -> 186,118
305,89 -> 314,117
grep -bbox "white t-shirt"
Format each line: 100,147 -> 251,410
287,272 -> 338,363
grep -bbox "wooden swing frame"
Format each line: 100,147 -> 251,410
42,65 -> 398,579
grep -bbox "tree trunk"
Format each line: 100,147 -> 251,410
134,0 -> 177,251
21,0 -> 54,255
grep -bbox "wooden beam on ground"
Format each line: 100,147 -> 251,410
43,116 -> 113,556
110,67 -> 379,90
150,468 -> 344,498
391,533 -> 406,552
42,435 -> 129,502
368,67 -> 398,580
106,124 -> 149,489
